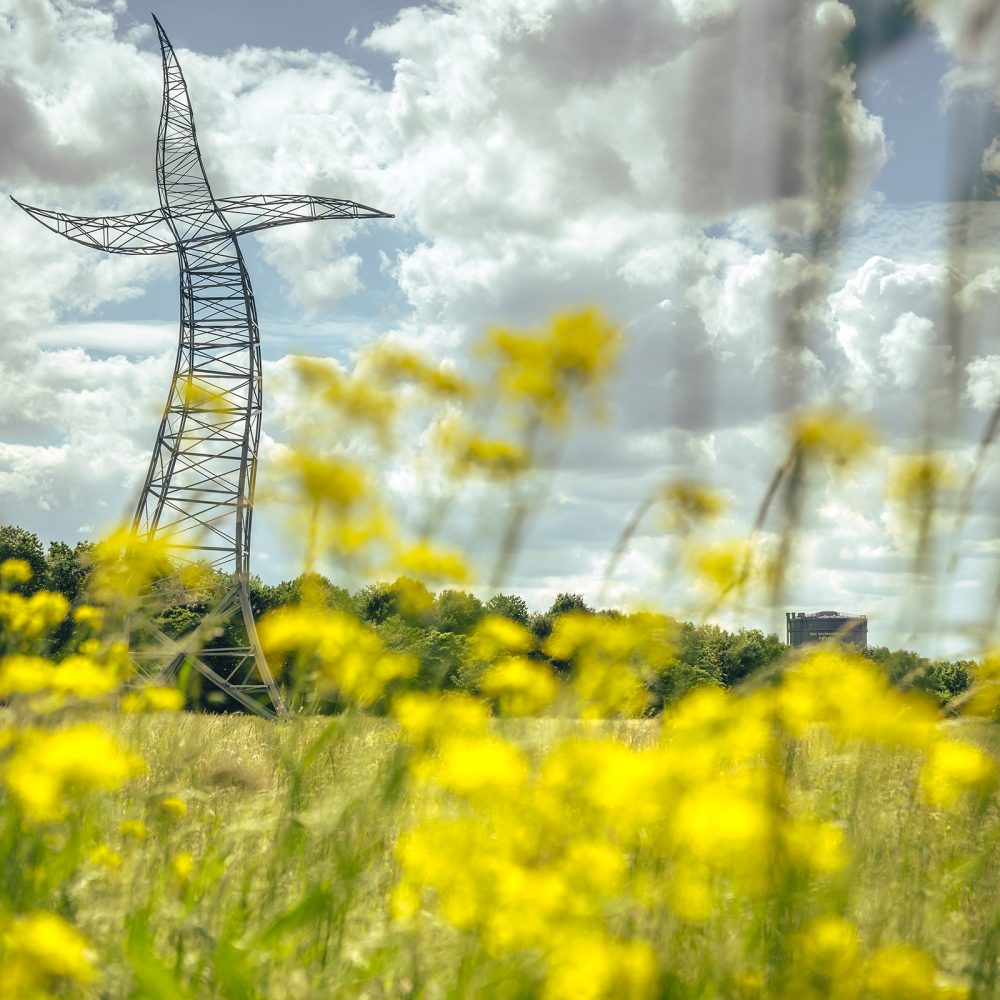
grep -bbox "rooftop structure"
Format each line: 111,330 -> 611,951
786,611 -> 867,649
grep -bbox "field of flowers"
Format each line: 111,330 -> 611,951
2,309 -> 1000,998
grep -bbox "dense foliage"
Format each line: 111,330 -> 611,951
0,523 -> 978,715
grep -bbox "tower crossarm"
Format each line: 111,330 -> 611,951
216,194 -> 394,234
10,194 -> 393,256
9,198 -> 176,255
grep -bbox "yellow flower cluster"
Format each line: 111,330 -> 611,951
656,479 -> 726,532
292,355 -> 396,444
0,590 -> 69,640
480,656 -> 559,716
363,343 -> 470,399
483,307 -> 621,427
789,916 -> 968,999
544,612 -> 675,718
0,559 -> 33,586
0,910 -> 97,996
87,527 -> 174,608
792,407 -> 875,470
0,643 -> 132,710
258,604 -> 417,705
392,646 -> 988,996
3,723 -> 145,823
434,414 -> 530,480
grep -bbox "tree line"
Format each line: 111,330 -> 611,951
0,524 -> 976,713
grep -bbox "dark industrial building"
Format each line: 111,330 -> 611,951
786,611 -> 868,649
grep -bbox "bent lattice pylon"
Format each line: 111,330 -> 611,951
12,16 -> 393,718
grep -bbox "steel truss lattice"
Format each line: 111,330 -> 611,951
13,16 -> 392,718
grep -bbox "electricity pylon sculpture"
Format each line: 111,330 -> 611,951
12,16 -> 392,718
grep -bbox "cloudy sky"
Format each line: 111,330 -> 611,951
2,0 -> 1000,654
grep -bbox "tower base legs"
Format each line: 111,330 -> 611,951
129,576 -> 287,720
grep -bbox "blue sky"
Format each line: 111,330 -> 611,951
2,0 -> 1000,655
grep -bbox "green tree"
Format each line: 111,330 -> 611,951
0,525 -> 47,595
718,628 -> 785,687
548,592 -> 592,617
355,578 -> 433,627
483,592 -> 530,626
45,540 -> 94,604
430,589 -> 484,634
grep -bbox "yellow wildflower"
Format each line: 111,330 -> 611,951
863,943 -> 941,999
119,818 -> 148,841
121,685 -> 186,713
364,343 -> 470,398
435,414 -> 529,480
4,724 -> 145,823
657,480 -> 726,531
778,647 -> 939,749
395,541 -> 470,585
417,736 -> 530,798
470,614 -> 534,661
284,452 -> 368,510
0,590 -> 69,638
292,355 -> 396,442
0,911 -> 96,994
962,649 -> 1000,718
480,656 -> 559,716
544,934 -> 657,1000
391,691 -> 489,747
887,453 -> 956,523
160,796 -> 188,819
88,527 -> 174,606
784,818 -> 849,875
672,781 -> 773,868
790,915 -> 861,996
88,843 -> 124,870
171,851 -> 195,882
0,559 -> 32,586
259,605 -> 417,705
483,307 -> 621,427
72,604 -> 104,630
919,741 -> 996,809
792,407 -> 875,469
685,539 -> 751,601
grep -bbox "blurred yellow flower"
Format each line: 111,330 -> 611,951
792,407 -> 875,469
395,541 -> 470,585
72,604 -> 104,630
119,818 -> 148,841
483,307 -> 621,427
657,480 -> 726,531
4,724 -> 145,823
0,590 -> 69,638
259,604 -> 418,705
888,453 -> 956,514
417,736 -> 530,798
0,558 -> 33,586
121,685 -> 185,713
88,843 -> 124,870
364,343 -> 471,399
685,539 -> 751,601
863,943 -> 942,999
0,911 -> 96,994
391,691 -> 489,747
544,934 -> 657,1000
171,851 -> 195,882
160,796 -> 188,819
919,741 -> 996,810
470,614 -> 534,661
480,655 -> 559,716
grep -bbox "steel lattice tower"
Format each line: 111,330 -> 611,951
12,17 -> 392,718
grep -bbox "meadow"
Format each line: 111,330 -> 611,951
5,698 -> 1000,999
2,307 -> 1000,999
